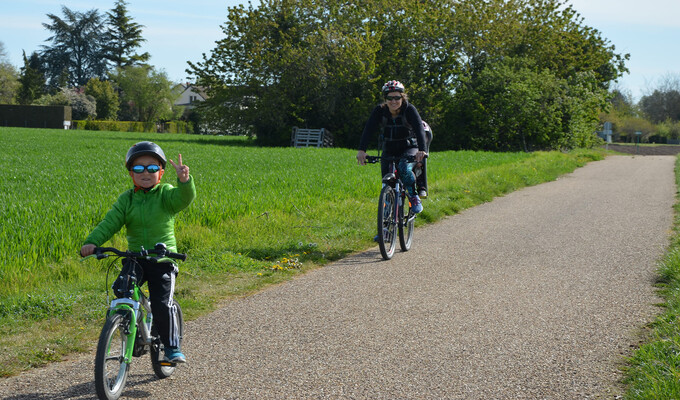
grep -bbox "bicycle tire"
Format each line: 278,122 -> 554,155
150,299 -> 184,378
377,185 -> 397,260
94,312 -> 130,400
399,191 -> 415,251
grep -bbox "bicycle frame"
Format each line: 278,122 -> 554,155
367,154 -> 414,220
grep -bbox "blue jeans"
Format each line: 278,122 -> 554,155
398,158 -> 417,197
381,147 -> 418,197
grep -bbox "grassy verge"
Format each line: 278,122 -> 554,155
624,155 -> 680,399
0,127 -> 606,376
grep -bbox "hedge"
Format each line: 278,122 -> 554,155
71,120 -> 194,134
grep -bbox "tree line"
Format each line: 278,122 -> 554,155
0,0 -> 184,124
1,0 -> 679,149
603,75 -> 680,143
187,0 -> 629,151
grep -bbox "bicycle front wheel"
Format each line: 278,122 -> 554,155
94,312 -> 130,400
377,185 -> 397,260
399,191 -> 415,251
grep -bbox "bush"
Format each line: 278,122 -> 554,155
71,120 -> 194,133
443,57 -> 605,151
35,88 -> 97,120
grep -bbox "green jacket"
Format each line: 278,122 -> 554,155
85,177 -> 196,253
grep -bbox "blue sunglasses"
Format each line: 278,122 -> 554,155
131,164 -> 161,173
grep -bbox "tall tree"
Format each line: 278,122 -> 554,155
639,74 -> 680,123
0,42 -> 20,104
16,51 -> 46,105
85,78 -> 119,120
103,0 -> 150,69
189,0 -> 382,145
111,65 -> 179,122
40,6 -> 108,89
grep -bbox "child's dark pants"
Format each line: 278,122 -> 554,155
120,258 -> 181,349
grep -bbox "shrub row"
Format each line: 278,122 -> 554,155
71,120 -> 194,134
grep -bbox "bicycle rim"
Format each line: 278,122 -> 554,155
377,186 -> 397,260
94,313 -> 130,400
399,192 -> 415,251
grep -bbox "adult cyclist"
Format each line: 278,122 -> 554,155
356,80 -> 429,216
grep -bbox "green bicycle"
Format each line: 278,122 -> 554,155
85,243 -> 186,400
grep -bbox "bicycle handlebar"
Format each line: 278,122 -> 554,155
93,243 -> 187,262
365,154 -> 428,164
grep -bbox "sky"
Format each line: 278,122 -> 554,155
1,0 -> 679,102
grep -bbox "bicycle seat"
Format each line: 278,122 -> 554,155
382,172 -> 397,185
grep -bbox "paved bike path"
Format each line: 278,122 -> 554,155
1,155 -> 676,399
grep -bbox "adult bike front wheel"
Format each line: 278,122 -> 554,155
377,185 -> 397,260
150,300 -> 185,378
399,192 -> 415,251
94,312 -> 130,400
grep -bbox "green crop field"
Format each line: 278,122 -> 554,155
0,127 -> 604,376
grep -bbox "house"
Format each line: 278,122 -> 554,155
174,83 -> 207,108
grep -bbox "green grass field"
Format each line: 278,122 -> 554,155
0,127 -> 604,376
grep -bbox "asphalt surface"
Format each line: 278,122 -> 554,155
1,155 -> 676,400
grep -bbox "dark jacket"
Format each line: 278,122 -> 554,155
358,101 -> 426,155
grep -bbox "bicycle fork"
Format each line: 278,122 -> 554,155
108,297 -> 154,363
395,182 -> 405,228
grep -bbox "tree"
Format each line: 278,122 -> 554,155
608,88 -> 636,117
111,65 -> 179,122
446,57 -> 566,151
188,0 -> 627,150
40,6 -> 108,89
639,74 -> 680,124
0,41 -> 20,104
189,0 -> 399,144
103,0 -> 150,69
85,78 -> 119,120
16,51 -> 47,105
640,90 -> 680,124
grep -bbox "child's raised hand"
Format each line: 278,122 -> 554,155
168,154 -> 190,183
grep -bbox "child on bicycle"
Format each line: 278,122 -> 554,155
357,80 -> 428,212
80,141 -> 195,363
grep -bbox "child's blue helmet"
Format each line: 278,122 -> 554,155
125,141 -> 167,169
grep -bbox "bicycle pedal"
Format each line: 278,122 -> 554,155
159,361 -> 176,367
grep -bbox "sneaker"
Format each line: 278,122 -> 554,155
409,195 -> 423,214
418,188 -> 428,199
164,347 -> 186,363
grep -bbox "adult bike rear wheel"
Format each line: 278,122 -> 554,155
94,312 -> 130,400
377,185 -> 397,260
399,192 -> 415,251
150,300 -> 185,378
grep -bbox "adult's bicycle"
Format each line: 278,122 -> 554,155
366,154 -> 425,260
83,243 -> 186,400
